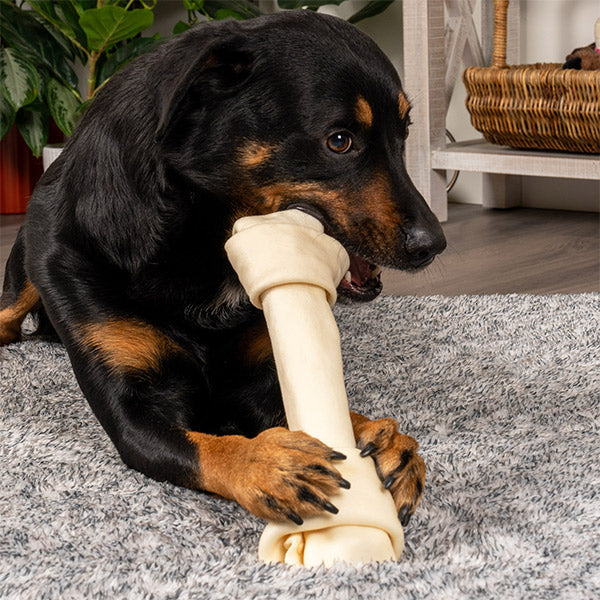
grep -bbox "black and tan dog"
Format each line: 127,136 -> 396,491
0,12 -> 445,527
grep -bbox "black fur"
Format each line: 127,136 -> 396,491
1,12 -> 445,515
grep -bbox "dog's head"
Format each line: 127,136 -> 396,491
157,11 -> 446,302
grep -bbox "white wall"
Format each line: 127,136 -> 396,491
518,0 -> 600,211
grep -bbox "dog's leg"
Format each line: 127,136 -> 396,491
35,299 -> 348,523
0,228 -> 41,345
350,411 -> 425,525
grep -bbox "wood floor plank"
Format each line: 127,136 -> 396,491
383,205 -> 599,296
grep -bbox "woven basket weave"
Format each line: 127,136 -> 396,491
463,0 -> 600,153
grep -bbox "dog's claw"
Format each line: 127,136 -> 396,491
338,478 -> 351,489
383,473 -> 397,490
398,505 -> 412,526
360,442 -> 377,457
288,511 -> 304,525
329,450 -> 347,461
323,501 -> 339,515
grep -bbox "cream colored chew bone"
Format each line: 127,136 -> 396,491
225,209 -> 404,567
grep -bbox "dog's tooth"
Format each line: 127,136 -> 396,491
372,267 -> 382,277
344,271 -> 352,283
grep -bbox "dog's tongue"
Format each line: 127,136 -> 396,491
339,251 -> 382,301
349,253 -> 374,286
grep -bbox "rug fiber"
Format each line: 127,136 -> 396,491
1,294 -> 599,599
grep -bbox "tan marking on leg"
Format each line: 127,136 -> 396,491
186,428 -> 344,522
351,412 -> 426,519
355,95 -> 373,128
398,91 -> 411,120
0,280 -> 41,345
350,411 -> 370,437
186,431 -> 246,497
78,318 -> 181,374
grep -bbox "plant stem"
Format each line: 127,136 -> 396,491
87,52 -> 100,100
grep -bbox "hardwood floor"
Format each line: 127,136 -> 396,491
1,204 -> 599,295
383,203 -> 600,296
1,214 -> 23,289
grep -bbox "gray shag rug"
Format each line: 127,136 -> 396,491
1,294 -> 599,599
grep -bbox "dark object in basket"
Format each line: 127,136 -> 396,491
464,0 -> 600,153
564,43 -> 600,71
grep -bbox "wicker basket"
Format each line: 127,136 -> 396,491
463,0 -> 600,154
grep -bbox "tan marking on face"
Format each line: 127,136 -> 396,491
332,171 -> 403,259
238,141 -> 275,170
398,91 -> 411,120
0,280 -> 40,345
79,318 -> 181,374
363,171 -> 403,228
355,96 -> 373,128
250,182 -> 350,227
234,173 -> 402,263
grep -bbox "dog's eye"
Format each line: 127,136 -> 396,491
326,132 -> 352,154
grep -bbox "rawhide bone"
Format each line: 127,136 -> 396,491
225,209 -> 404,567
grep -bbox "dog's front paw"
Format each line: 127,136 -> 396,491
233,427 -> 350,525
353,416 -> 425,526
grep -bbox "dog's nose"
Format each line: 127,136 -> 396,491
404,227 -> 446,268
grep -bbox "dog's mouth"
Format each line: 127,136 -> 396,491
284,203 -> 383,303
339,253 -> 383,302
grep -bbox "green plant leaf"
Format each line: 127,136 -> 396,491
173,20 -> 191,35
68,1 -> 97,18
0,49 -> 40,111
28,11 -> 79,63
46,78 -> 81,137
75,97 -> 93,119
25,30 -> 79,91
16,105 -> 49,157
36,67 -> 49,100
96,36 -> 162,87
347,0 -> 394,24
79,6 -> 154,54
204,0 -> 261,20
28,0 -> 83,48
0,91 -> 16,139
53,1 -> 90,52
1,3 -> 80,90
214,8 -> 245,20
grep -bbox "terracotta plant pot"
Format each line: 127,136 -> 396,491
0,123 -> 64,215
0,125 -> 44,214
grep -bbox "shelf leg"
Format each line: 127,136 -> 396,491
482,173 -> 522,209
403,0 -> 448,223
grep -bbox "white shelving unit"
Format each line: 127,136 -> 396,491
402,0 -> 600,222
432,140 -> 600,180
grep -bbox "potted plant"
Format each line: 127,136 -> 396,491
0,0 -> 161,212
0,0 -> 392,213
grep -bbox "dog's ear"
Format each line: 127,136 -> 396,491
155,40 -> 253,140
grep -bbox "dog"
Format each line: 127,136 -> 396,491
0,11 -> 446,527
